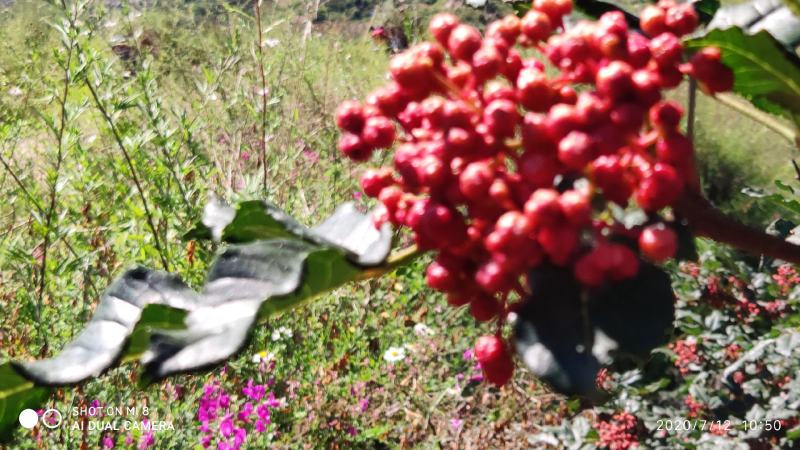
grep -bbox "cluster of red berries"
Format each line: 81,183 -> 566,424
669,337 -> 701,375
336,0 -> 733,386
596,412 -> 640,450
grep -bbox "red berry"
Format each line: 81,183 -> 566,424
518,151 -> 559,188
639,224 -> 678,262
521,10 -> 552,43
524,188 -> 562,228
475,260 -> 510,293
639,5 -> 668,37
534,0 -> 573,25
459,160 -> 496,201
487,14 -> 522,44
558,130 -> 595,170
426,261 -> 459,291
516,68 -> 554,112
649,101 -> 683,133
429,13 -> 459,47
447,24 -> 482,61
483,99 -> 520,138
596,61 -> 634,100
591,155 -> 633,205
559,190 -> 592,226
635,163 -> 683,211
475,335 -> 505,364
361,116 -> 396,149
336,100 -> 366,133
360,168 -> 395,197
665,3 -> 699,36
656,132 -> 693,165
470,293 -> 502,321
574,251 -> 605,286
447,293 -> 472,307
339,133 -> 372,161
649,33 -> 683,67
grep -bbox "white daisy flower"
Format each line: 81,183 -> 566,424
271,326 -> 293,341
413,323 -> 435,337
7,86 -> 22,97
251,350 -> 275,364
383,346 -> 406,363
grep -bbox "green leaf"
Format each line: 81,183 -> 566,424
123,304 -> 190,361
0,363 -> 51,442
1,200 -> 396,443
685,27 -> 800,119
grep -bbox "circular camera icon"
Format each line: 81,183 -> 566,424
18,409 -> 38,429
41,409 -> 63,429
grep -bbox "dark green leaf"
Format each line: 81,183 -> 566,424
511,0 -> 531,17
590,263 -> 675,360
695,0 -> 721,24
0,363 -> 51,442
515,263 -> 675,398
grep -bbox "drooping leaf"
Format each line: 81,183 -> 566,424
13,269 -> 199,385
589,263 -> 675,360
0,200 -> 395,442
515,266 -> 602,398
515,263 -> 675,398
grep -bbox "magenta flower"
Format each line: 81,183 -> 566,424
358,397 -> 369,413
233,428 -> 247,447
243,379 -> 266,401
238,402 -> 254,422
219,414 -> 234,438
450,418 -> 463,431
463,349 -> 474,361
101,433 -> 114,448
138,431 -> 154,450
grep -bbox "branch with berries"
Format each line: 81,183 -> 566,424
335,0 -> 798,388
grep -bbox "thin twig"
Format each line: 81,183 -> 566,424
686,78 -> 697,140
254,0 -> 269,195
714,92 -> 797,146
36,19 -> 75,338
81,65 -> 171,271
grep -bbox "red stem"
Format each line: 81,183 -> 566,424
676,191 -> 800,265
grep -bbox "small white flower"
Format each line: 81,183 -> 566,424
104,20 -> 117,28
263,38 -> 280,48
413,323 -> 435,337
7,86 -> 22,97
506,312 -> 518,325
251,350 -> 275,364
383,346 -> 406,363
271,326 -> 293,341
